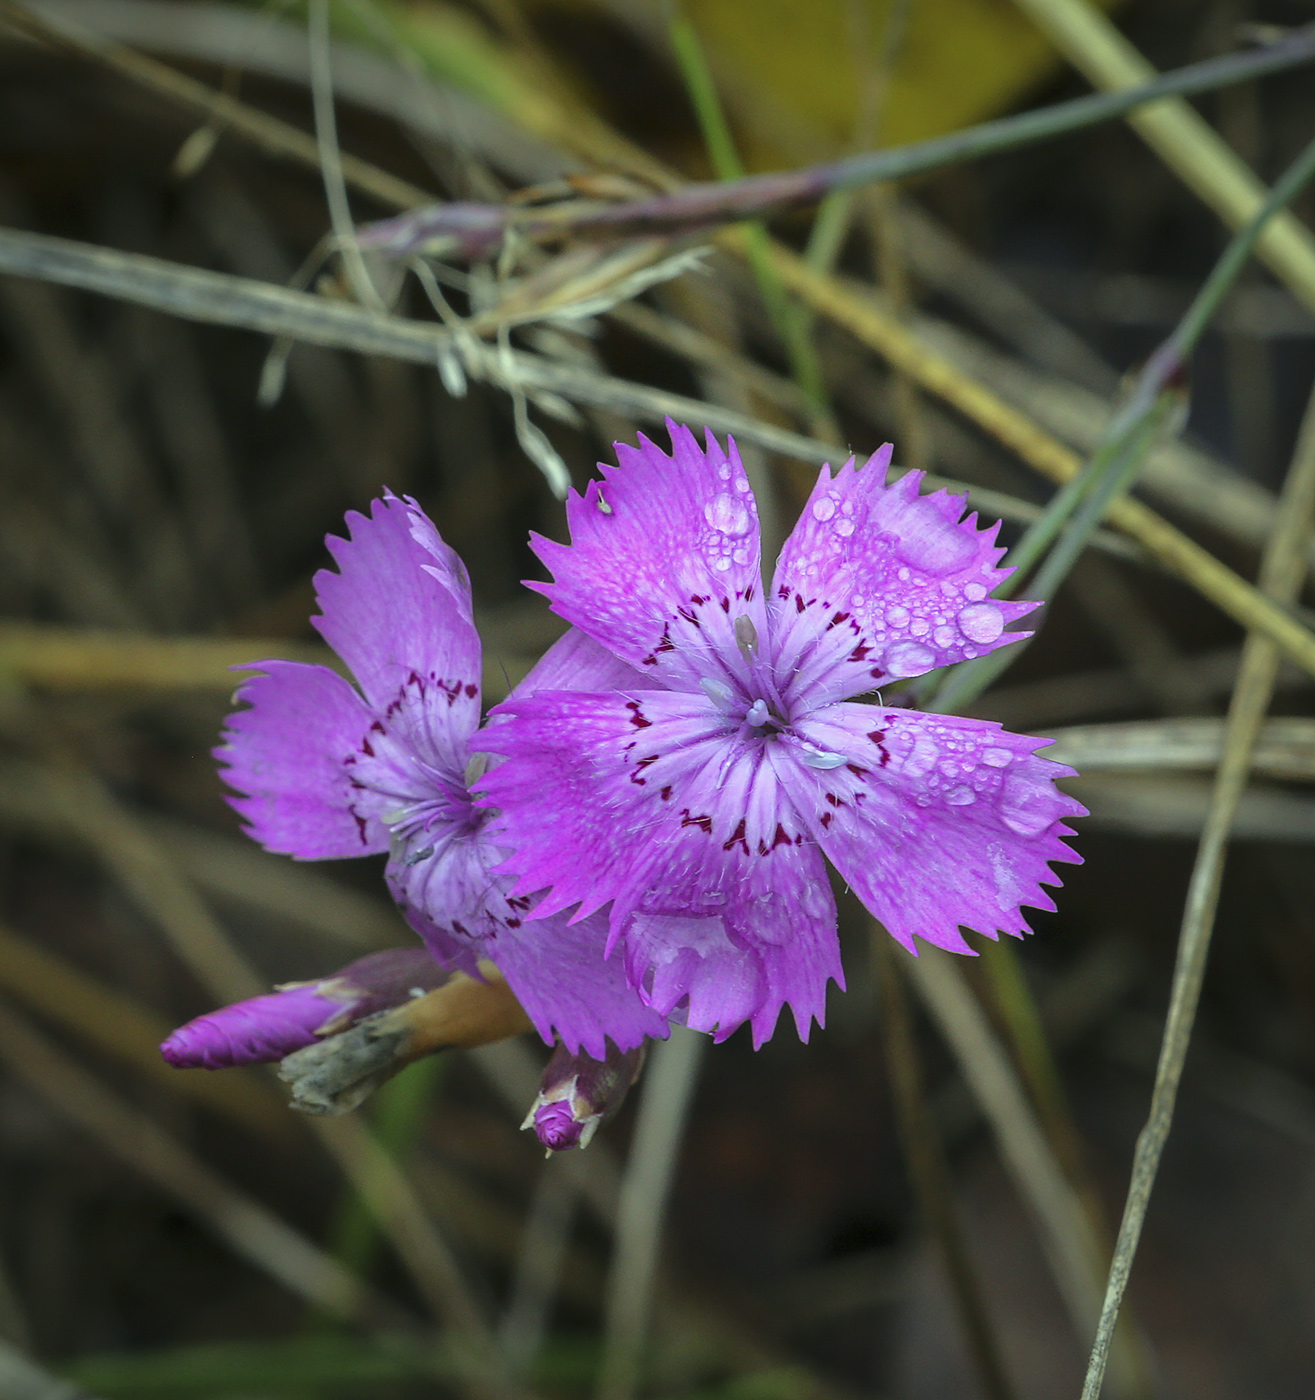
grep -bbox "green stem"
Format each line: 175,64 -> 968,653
933,126 -> 1315,715
667,14 -> 831,417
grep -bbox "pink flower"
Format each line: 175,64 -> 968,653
477,424 -> 1084,1046
216,494 -> 667,1059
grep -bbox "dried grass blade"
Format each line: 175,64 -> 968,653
1011,0 -> 1315,315
1079,374 -> 1315,1400
875,939 -> 1017,1400
595,1028 -> 705,1400
0,996 -> 392,1324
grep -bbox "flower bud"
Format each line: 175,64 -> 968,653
522,1040 -> 647,1152
161,947 -> 451,1069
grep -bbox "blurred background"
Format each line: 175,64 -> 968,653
1,0 -> 1314,1396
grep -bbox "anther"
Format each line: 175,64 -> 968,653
700,677 -> 736,711
734,614 -> 758,658
746,698 -> 770,727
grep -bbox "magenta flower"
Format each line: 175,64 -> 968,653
161,947 -> 451,1068
217,494 -> 668,1059
476,425 -> 1085,1046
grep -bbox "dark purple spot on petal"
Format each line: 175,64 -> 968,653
722,818 -> 749,855
506,917 -> 521,929
848,643 -> 871,662
795,593 -> 806,614
660,785 -> 673,801
679,809 -> 712,833
820,811 -> 833,829
626,701 -> 651,730
465,683 -> 478,698
827,611 -> 851,630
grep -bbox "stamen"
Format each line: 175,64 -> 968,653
700,677 -> 736,711
801,745 -> 848,770
734,614 -> 758,658
746,698 -> 770,727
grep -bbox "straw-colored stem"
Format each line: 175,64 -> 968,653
1080,376 -> 1315,1400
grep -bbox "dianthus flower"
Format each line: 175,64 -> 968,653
217,494 -> 668,1059
477,424 -> 1085,1046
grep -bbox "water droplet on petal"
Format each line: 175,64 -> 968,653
718,463 -> 731,481
946,785 -> 976,806
999,772 -> 1057,837
713,555 -> 732,572
887,605 -> 910,628
704,493 -> 752,537
933,625 -> 955,648
886,640 -> 936,678
965,582 -> 987,601
959,602 -> 1004,644
903,732 -> 940,777
811,495 -> 837,522
910,616 -> 930,637
983,747 -> 1013,768
835,518 -> 855,537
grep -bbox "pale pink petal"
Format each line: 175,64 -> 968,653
771,457 -> 1034,706
314,494 -> 481,776
528,423 -> 767,694
773,704 -> 1084,954
218,661 -> 390,859
492,910 -> 670,1058
478,688 -> 842,1043
477,687 -> 731,923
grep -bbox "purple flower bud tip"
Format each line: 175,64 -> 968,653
160,984 -> 349,1069
533,1099 -> 586,1152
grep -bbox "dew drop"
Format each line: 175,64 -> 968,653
704,493 -> 752,537
933,625 -> 955,648
881,491 -> 977,574
835,518 -> 855,537
959,601 -> 1004,644
999,772 -> 1056,837
732,545 -> 751,566
886,605 -> 910,628
887,640 -> 937,678
965,582 -> 987,601
811,495 -> 837,522
713,555 -> 732,572
946,785 -> 976,806
717,463 -> 731,481
851,593 -> 865,607
910,616 -> 930,637
983,747 -> 1013,768
901,732 -> 940,778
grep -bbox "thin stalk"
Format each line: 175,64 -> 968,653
666,13 -> 831,420
317,1056 -> 446,1314
3,226 -> 1314,677
595,1028 -> 705,1400
1079,375 -> 1315,1400
933,126 -> 1315,714
875,939 -> 1017,1400
356,26 -> 1315,257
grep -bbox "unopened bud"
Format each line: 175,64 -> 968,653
161,947 -> 451,1069
522,1041 -> 647,1153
